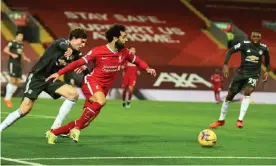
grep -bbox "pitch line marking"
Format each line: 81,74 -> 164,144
1,157 -> 44,165
14,156 -> 276,160
1,112 -> 55,119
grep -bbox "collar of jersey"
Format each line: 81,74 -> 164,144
106,44 -> 118,54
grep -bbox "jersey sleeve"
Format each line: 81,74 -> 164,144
81,50 -> 97,64
124,49 -> 149,70
263,46 -> 270,72
7,41 -> 14,49
224,41 -> 246,65
57,49 -> 96,75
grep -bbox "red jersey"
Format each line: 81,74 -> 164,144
58,44 -> 149,88
122,62 -> 138,88
123,62 -> 138,77
211,74 -> 223,87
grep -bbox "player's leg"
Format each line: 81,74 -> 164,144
126,85 -> 134,108
70,91 -> 105,142
75,91 -> 106,128
122,87 -> 127,108
213,91 -> 216,102
236,78 -> 257,128
4,62 -> 22,108
4,59 -> 22,110
4,77 -> 17,108
210,74 -> 245,128
0,97 -> 34,132
46,82 -> 79,130
1,72 -> 47,132
126,78 -> 136,108
217,91 -> 221,103
213,90 -> 219,103
49,92 -> 105,144
122,75 -> 128,108
48,81 -> 106,144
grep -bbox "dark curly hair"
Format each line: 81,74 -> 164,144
105,24 -> 126,43
69,27 -> 88,40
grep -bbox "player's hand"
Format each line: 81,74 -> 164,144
146,68 -> 156,77
137,71 -> 141,75
64,48 -> 73,59
24,57 -> 31,63
46,73 -> 60,82
263,72 -> 269,82
74,65 -> 87,74
223,65 -> 229,78
11,54 -> 18,59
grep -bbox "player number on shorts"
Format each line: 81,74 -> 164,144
248,78 -> 257,87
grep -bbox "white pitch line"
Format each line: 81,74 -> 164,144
15,156 -> 276,161
1,157 -> 44,165
1,112 -> 55,119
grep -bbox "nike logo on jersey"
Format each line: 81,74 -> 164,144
247,50 -> 251,53
102,57 -> 107,60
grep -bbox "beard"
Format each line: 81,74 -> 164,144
115,40 -> 125,51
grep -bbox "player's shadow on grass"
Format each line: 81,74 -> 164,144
71,134 -> 196,145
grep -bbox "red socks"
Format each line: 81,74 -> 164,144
122,88 -> 127,102
128,91 -> 133,101
52,120 -> 76,135
52,102 -> 102,135
75,102 -> 102,129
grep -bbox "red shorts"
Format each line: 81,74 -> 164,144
122,75 -> 136,88
81,79 -> 110,108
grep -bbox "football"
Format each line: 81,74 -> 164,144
198,129 -> 217,147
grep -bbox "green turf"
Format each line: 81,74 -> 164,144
1,98 -> 276,165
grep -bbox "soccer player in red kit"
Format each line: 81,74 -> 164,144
211,69 -> 223,103
46,25 -> 156,144
122,46 -> 140,108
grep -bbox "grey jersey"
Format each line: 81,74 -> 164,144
224,41 -> 270,78
31,38 -> 83,77
7,40 -> 24,64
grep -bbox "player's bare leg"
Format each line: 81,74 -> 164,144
0,97 -> 34,132
50,84 -> 79,130
122,87 -> 127,108
236,87 -> 253,128
210,91 -> 235,128
126,86 -> 134,108
217,91 -> 221,103
214,91 -> 219,104
4,77 -> 20,108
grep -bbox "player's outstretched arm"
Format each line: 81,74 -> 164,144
263,48 -> 270,82
133,56 -> 156,77
223,42 -> 243,78
22,52 -> 31,63
46,58 -> 87,82
126,50 -> 156,77
3,42 -> 18,58
46,49 -> 95,82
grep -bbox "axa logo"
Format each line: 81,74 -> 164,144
153,72 -> 212,88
